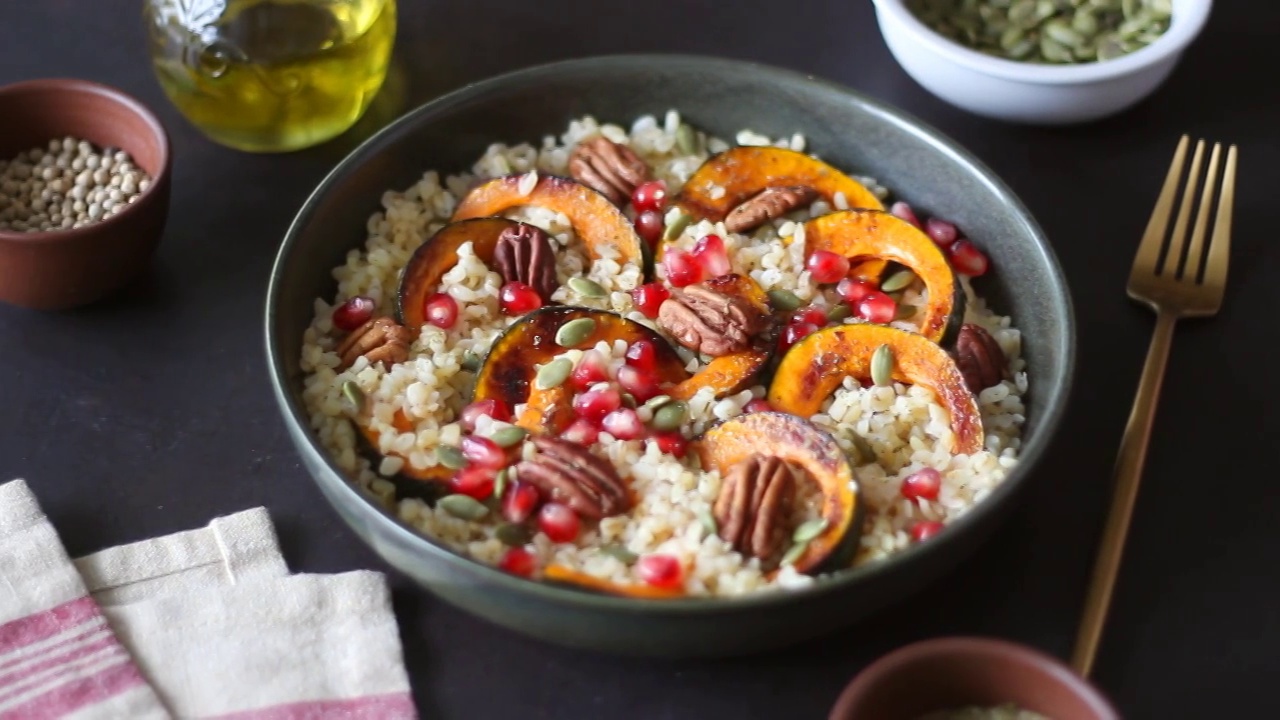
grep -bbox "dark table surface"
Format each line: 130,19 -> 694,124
3,1 -> 1276,718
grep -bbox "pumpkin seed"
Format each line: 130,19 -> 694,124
780,539 -> 810,567
662,210 -> 693,242
767,289 -> 802,311
602,543 -> 639,564
460,351 -> 482,372
651,401 -> 688,431
621,392 -> 638,409
437,444 -> 467,470
493,467 -> 510,498
642,394 -> 673,411
1071,8 -> 1099,34
341,380 -> 364,410
880,269 -> 917,293
490,426 -> 527,448
826,304 -> 852,323
675,123 -> 698,156
555,317 -> 596,347
496,522 -> 532,547
1043,19 -> 1083,46
850,434 -> 877,465
438,494 -> 489,520
871,343 -> 894,387
1040,36 -> 1074,62
792,518 -> 829,544
895,303 -> 919,321
697,507 -> 718,537
534,358 -> 573,390
568,276 -> 607,299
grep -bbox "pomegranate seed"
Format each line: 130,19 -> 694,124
631,282 -> 671,319
744,399 -> 773,414
601,407 -> 646,440
837,278 -> 877,305
501,481 -> 541,523
949,239 -> 990,277
889,201 -> 922,228
806,250 -> 851,284
910,520 -> 945,542
459,399 -> 513,432
631,180 -> 667,213
332,296 -> 376,332
423,292 -> 459,329
562,418 -> 601,446
449,465 -> 495,500
537,502 -> 581,543
617,365 -> 662,403
499,546 -> 537,577
499,281 -> 543,315
779,322 -> 819,353
857,291 -> 897,324
925,218 -> 958,246
691,234 -> 731,277
791,306 -> 828,328
634,210 -> 665,247
625,340 -> 658,373
636,554 -> 683,589
570,349 -> 611,391
573,386 -> 622,424
461,436 -> 506,469
649,431 -> 687,458
663,248 -> 704,287
901,467 -> 942,501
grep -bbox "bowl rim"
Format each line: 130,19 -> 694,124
871,0 -> 1212,85
265,52 -> 1077,615
0,77 -> 171,243
828,636 -> 1121,720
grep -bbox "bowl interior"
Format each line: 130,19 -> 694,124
268,55 -> 1074,611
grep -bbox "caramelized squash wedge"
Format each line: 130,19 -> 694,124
543,565 -> 684,599
674,146 -> 883,223
452,174 -> 651,275
396,217 -> 521,329
766,324 -> 984,455
354,410 -> 451,500
802,209 -> 965,345
691,412 -> 861,574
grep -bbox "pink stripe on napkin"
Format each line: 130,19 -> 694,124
205,692 -> 418,719
0,597 -> 99,653
0,657 -> 148,718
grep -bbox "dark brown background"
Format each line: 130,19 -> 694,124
2,1 -> 1275,717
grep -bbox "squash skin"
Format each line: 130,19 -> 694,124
691,412 -> 861,574
543,565 -> 684,599
802,209 -> 966,346
674,146 -> 883,224
354,410 -> 452,500
395,217 -> 521,329
766,324 -> 985,455
451,174 -> 651,277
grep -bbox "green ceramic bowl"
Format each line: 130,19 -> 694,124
265,54 -> 1075,658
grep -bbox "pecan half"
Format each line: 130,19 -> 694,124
723,186 -> 818,233
713,455 -> 795,561
657,281 -> 772,357
336,316 -> 414,369
954,323 -> 1008,392
568,136 -> 650,205
515,436 -> 631,520
493,223 -> 557,300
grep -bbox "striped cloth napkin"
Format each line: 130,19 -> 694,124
0,478 -> 418,719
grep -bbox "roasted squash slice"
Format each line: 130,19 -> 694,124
452,174 -> 651,275
766,324 -> 984,455
691,412 -> 861,574
396,217 -> 521,329
543,565 -> 684,599
354,410 -> 452,500
674,146 -> 883,223
802,209 -> 965,345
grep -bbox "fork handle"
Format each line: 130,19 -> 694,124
1071,310 -> 1178,677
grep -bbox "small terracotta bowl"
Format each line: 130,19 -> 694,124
829,637 -> 1120,720
0,78 -> 171,310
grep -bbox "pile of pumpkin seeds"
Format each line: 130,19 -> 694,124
905,0 -> 1173,64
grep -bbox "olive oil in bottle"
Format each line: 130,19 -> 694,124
144,0 -> 396,153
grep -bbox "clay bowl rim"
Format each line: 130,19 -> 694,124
266,52 -> 1077,615
0,77 -> 172,244
829,636 -> 1121,720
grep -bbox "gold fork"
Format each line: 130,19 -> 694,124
1071,136 -> 1239,677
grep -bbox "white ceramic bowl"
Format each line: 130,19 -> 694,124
871,0 -> 1212,125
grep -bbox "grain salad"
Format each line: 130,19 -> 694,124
298,110 -> 1027,598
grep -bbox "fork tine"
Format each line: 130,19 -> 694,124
1181,143 -> 1221,282
1203,144 -> 1237,292
1159,139 -> 1205,277
1132,135 -> 1189,280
